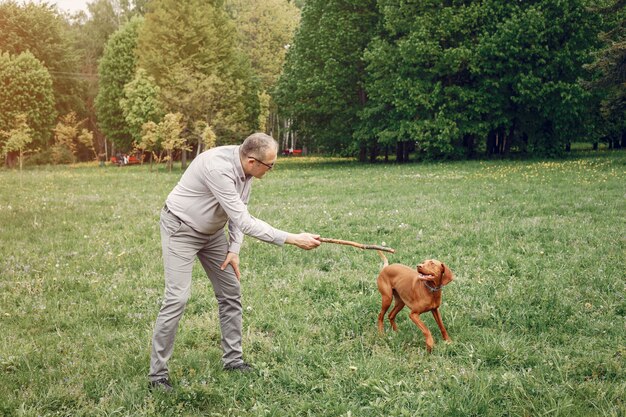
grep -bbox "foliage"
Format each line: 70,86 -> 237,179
0,51 -> 56,149
228,0 -> 300,92
202,124 -> 217,150
159,113 -> 189,172
585,0 -> 626,147
71,0 -> 125,76
227,0 -> 301,139
275,0 -> 380,156
137,121 -> 160,170
120,68 -> 164,144
359,0 -> 602,160
95,17 -> 143,152
276,0 -> 607,159
0,114 -> 34,171
476,0 -> 601,156
68,0 -> 150,159
0,1 -> 84,116
137,0 -> 259,143
138,113 -> 188,171
52,112 -> 95,163
0,153 -> 624,415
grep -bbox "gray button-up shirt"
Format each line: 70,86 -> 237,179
165,145 -> 288,254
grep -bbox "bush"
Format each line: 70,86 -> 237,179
24,149 -> 53,166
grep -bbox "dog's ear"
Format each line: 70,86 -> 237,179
441,263 -> 454,286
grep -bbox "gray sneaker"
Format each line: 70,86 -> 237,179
149,377 -> 173,392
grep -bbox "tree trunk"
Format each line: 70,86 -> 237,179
463,134 -> 475,158
404,141 -> 411,162
396,141 -> 404,162
359,143 -> 367,162
369,140 -> 378,163
504,125 -> 514,155
487,129 -> 496,156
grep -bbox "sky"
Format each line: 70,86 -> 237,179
49,0 -> 90,14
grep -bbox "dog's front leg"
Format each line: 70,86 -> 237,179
409,311 -> 435,353
432,309 -> 451,343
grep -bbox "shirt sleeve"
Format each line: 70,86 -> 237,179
204,167 -> 288,252
227,221 -> 244,254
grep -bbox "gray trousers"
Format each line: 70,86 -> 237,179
149,207 -> 243,381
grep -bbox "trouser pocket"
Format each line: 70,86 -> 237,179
160,208 -> 183,236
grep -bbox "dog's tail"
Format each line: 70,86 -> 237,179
377,250 -> 388,267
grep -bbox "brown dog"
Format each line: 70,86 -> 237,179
376,251 -> 454,353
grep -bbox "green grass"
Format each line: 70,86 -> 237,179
1,152 -> 624,416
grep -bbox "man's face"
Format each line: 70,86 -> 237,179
247,150 -> 276,179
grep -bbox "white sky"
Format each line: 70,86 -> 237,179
49,0 -> 90,14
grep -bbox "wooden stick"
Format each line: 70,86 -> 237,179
319,237 -> 396,253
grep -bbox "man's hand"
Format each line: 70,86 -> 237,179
220,252 -> 241,280
286,233 -> 321,250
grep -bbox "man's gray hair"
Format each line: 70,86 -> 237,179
240,133 -> 278,158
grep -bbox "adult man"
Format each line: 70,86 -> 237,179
149,133 -> 320,391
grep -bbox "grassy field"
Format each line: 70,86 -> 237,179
1,151 -> 624,416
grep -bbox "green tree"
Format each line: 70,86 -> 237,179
227,0 -> 300,91
0,51 -> 56,151
227,0 -> 300,137
120,68 -> 164,144
275,0 -> 380,157
0,1 -> 84,117
363,0 -> 483,160
137,0 -> 259,144
159,113 -> 189,172
52,112 -> 94,163
137,121 -> 160,170
202,124 -> 217,150
95,17 -> 143,151
139,113 -> 188,171
475,0 -> 601,156
363,0 -> 601,159
1,114 -> 33,171
586,0 -> 626,149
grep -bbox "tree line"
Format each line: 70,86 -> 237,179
0,0 -> 624,166
0,0 -> 300,168
276,0 -> 626,160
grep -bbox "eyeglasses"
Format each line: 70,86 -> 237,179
248,155 -> 274,170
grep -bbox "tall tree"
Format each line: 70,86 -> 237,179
52,112 -> 95,163
275,0 -> 380,157
586,0 -> 626,149
120,68 -> 164,144
0,1 -> 84,117
363,0 -> 484,160
475,0 -> 601,156
227,0 -> 300,135
95,17 -> 143,151
363,0 -> 601,159
1,114 -> 33,171
137,0 -> 259,144
227,0 -> 300,91
0,52 -> 56,151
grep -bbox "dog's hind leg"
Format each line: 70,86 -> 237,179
388,291 -> 405,331
377,278 -> 392,333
